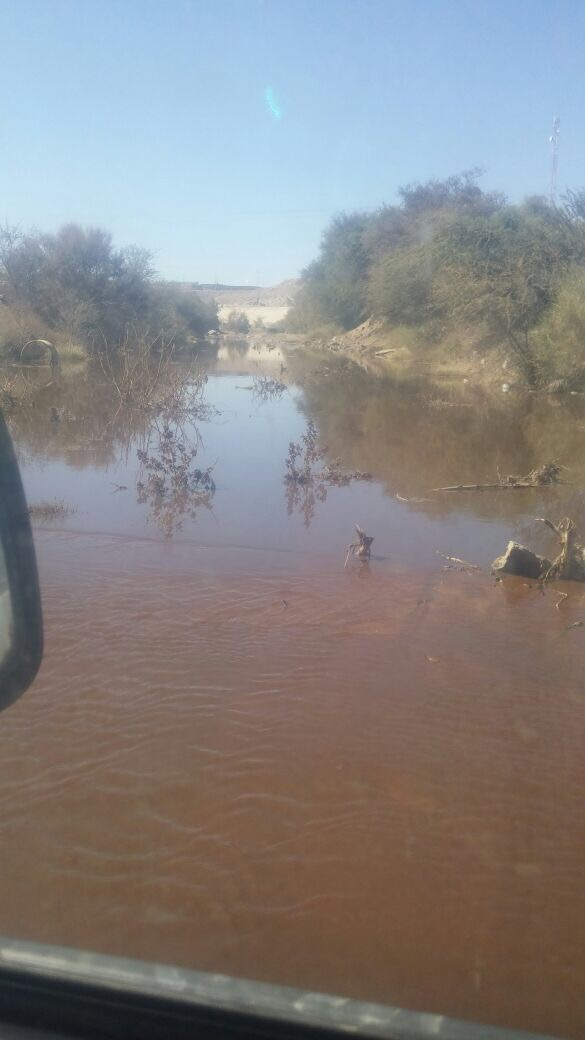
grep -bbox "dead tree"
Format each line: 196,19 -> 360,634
535,517 -> 585,582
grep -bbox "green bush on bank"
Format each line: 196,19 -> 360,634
0,224 -> 218,357
532,269 -> 585,386
287,172 -> 585,385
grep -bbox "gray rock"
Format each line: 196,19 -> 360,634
491,541 -> 551,579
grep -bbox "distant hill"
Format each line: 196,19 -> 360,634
165,279 -> 299,308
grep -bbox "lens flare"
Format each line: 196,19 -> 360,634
265,86 -> 283,121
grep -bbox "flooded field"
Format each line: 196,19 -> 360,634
2,340 -> 585,1038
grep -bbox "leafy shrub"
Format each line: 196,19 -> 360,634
368,247 -> 437,325
287,171 -> 585,383
533,270 -> 585,385
148,287 -> 219,345
0,224 -> 153,351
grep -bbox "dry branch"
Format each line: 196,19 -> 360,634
345,525 -> 374,567
433,461 -> 563,493
536,517 -> 585,582
492,516 -> 585,582
436,552 -> 479,570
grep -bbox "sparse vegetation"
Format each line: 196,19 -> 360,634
224,310 -> 250,334
28,500 -> 76,521
97,340 -> 215,428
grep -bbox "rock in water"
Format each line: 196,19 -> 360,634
491,542 -> 551,579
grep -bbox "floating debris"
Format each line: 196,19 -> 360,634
436,551 -> 479,571
434,461 -> 563,493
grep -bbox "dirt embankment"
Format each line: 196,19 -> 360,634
303,317 -> 516,386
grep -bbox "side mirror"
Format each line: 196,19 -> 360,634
0,411 -> 43,710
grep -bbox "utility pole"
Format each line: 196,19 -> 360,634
549,116 -> 560,205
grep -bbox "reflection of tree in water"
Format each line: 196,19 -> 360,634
285,472 -> 328,528
137,421 -> 215,537
223,337 -> 249,359
4,354 -> 219,536
3,355 -> 214,469
284,420 -> 328,527
252,375 -> 287,402
284,419 -> 371,527
294,357 -> 585,528
4,361 -> 152,468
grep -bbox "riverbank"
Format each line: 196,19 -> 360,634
275,320 -> 519,390
280,316 -> 585,393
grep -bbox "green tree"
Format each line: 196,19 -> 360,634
432,203 -> 576,383
0,224 -> 154,349
290,213 -> 372,331
367,245 -> 437,325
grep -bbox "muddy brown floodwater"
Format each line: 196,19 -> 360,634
2,343 -> 585,1038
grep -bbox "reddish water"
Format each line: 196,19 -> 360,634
3,352 -> 585,1037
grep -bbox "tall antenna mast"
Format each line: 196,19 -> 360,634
549,116 -> 560,205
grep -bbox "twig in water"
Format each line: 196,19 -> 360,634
555,592 -> 569,610
396,494 -> 433,503
436,551 -> 479,570
434,461 -> 564,494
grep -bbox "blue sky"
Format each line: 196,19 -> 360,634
1,0 -> 585,284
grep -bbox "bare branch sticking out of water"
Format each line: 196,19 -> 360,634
535,516 -> 585,582
345,525 -> 374,568
98,340 -> 215,426
433,461 -> 564,493
492,516 -> 585,582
